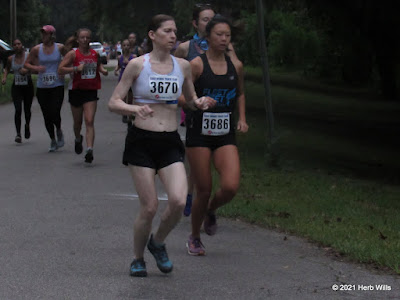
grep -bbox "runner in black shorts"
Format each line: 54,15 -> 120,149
59,28 -> 108,163
185,15 -> 249,256
108,14 -> 215,277
174,3 -> 239,217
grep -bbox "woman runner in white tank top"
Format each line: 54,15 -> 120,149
108,14 -> 215,277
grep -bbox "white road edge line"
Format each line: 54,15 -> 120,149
109,193 -> 169,201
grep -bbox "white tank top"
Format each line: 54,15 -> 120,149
132,53 -> 183,104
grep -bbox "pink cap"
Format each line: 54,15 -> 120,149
40,25 -> 56,33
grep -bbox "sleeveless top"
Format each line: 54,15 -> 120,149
132,53 -> 183,104
11,53 -> 31,86
186,39 -> 203,62
37,43 -> 64,88
71,48 -> 101,90
118,54 -> 135,81
189,53 -> 238,136
130,46 -> 140,57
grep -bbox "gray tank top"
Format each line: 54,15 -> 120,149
37,43 -> 64,88
186,39 -> 203,62
132,53 -> 184,104
11,53 -> 30,85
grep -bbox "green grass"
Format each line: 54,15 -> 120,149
0,75 -> 38,104
0,79 -> 13,104
217,74 -> 400,274
220,167 -> 400,272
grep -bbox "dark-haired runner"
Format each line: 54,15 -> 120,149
186,15 -> 248,256
175,3 -> 239,216
2,39 -> 34,143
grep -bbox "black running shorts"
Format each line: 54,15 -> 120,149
185,126 -> 236,151
68,89 -> 99,107
123,125 -> 185,170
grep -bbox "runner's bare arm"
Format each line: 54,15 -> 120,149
173,41 -> 189,59
24,46 -> 44,73
108,58 -> 153,119
114,55 -> 121,76
234,60 -> 248,133
58,50 -> 76,75
179,58 -> 215,111
58,43 -> 68,56
1,56 -> 11,84
227,42 -> 239,61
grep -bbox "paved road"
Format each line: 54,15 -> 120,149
0,64 -> 399,299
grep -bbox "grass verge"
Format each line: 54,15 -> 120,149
217,75 -> 400,274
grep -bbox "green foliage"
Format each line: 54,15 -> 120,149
0,0 -> 50,46
18,0 -> 50,47
235,7 -> 322,73
218,77 -> 400,273
0,79 -> 12,104
268,9 -> 321,69
173,0 -> 195,39
235,11 -> 260,66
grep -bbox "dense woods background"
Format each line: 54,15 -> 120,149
1,0 -> 399,99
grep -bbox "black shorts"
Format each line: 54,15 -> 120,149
68,89 -> 99,107
185,127 -> 236,151
123,125 -> 185,170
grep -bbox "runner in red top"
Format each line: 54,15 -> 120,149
58,28 -> 108,163
71,47 -> 101,90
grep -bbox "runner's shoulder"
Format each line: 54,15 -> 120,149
174,41 -> 190,58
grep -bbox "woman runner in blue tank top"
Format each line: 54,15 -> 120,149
108,14 -> 215,277
185,15 -> 249,256
25,25 -> 70,152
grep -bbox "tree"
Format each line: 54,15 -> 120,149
305,0 -> 400,99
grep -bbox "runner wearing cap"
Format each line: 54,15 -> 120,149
24,25 -> 69,152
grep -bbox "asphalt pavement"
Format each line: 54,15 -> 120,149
0,60 -> 399,299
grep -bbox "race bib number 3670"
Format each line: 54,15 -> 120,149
201,112 -> 230,136
149,75 -> 179,101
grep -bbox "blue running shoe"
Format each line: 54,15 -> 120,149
130,258 -> 147,277
183,194 -> 193,216
56,129 -> 64,148
147,234 -> 173,273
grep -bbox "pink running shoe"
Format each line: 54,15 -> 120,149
186,235 -> 206,256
